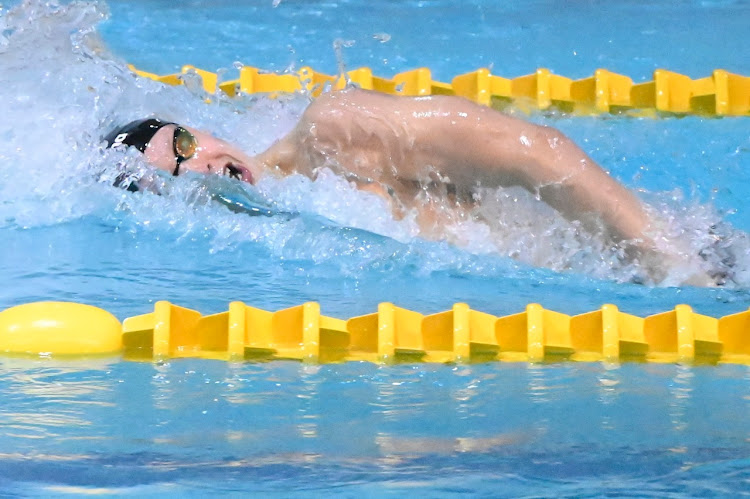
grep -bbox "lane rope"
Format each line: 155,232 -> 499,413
130,64 -> 750,116
1,301 -> 747,364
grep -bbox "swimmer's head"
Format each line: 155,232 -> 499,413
105,118 -> 257,189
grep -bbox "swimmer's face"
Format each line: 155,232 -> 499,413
142,124 -> 258,184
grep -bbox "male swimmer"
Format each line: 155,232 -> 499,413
105,88 -> 714,285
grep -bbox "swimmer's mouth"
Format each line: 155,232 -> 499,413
224,163 -> 254,184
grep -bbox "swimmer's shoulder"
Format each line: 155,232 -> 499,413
298,88 -> 391,132
309,87 -> 419,113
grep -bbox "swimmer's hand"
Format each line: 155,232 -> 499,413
636,242 -> 718,288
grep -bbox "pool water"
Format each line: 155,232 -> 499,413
2,359 -> 750,496
1,0 -> 750,495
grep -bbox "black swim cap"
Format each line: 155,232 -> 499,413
104,118 -> 174,153
105,118 -> 174,192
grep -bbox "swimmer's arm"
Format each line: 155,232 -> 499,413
401,96 -> 654,245
474,121 -> 652,244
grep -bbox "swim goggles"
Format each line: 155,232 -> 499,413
171,125 -> 198,176
105,118 -> 198,176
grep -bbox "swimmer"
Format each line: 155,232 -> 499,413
105,88 -> 712,284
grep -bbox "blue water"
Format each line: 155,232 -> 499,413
102,0 -> 750,82
1,0 -> 750,495
2,360 -> 750,496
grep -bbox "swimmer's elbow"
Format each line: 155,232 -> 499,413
530,126 -> 572,164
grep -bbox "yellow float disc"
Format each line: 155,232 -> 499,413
0,301 -> 122,356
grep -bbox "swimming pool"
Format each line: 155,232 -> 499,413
1,0 -> 750,494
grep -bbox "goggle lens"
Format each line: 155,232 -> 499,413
174,127 -> 197,160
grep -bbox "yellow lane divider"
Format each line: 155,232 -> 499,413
1,301 -> 749,365
129,64 -> 750,116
